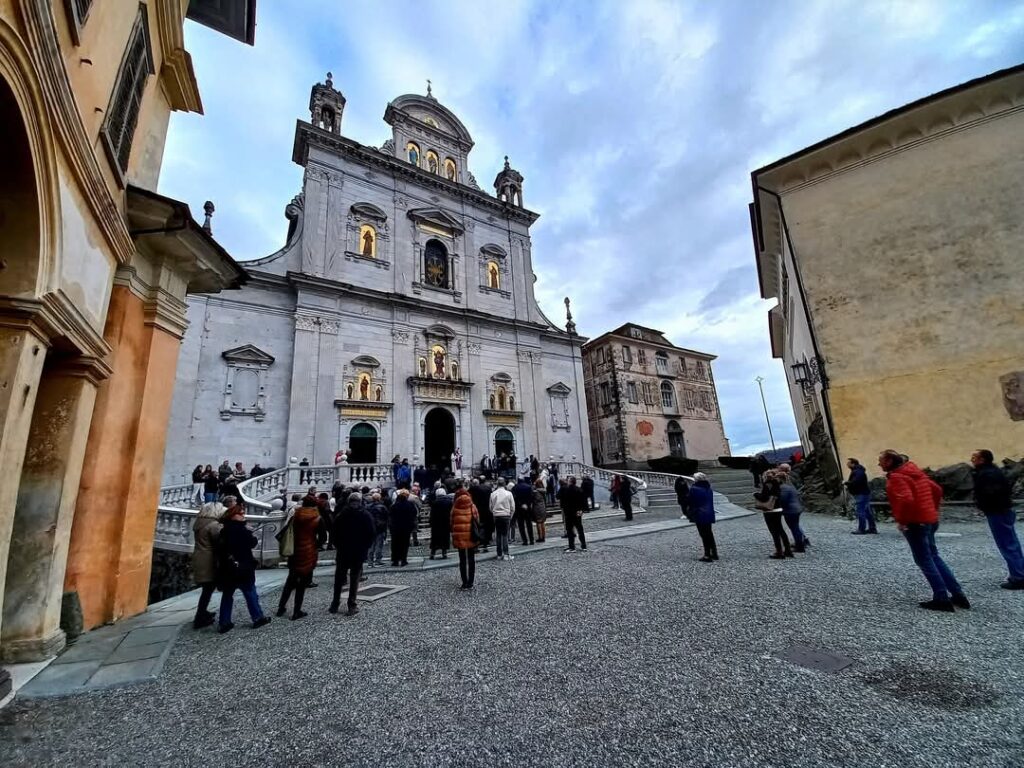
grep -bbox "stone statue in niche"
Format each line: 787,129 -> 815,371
509,395 -> 515,410
451,361 -> 459,380
346,382 -> 354,399
489,393 -> 496,409
446,162 -> 456,181
489,263 -> 499,289
418,357 -> 427,377
360,376 -> 370,400
362,229 -> 374,257
498,389 -> 506,410
322,107 -> 334,132
428,155 -> 438,173
1000,371 -> 1024,421
433,346 -> 446,378
409,146 -> 419,165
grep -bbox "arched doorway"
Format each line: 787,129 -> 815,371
424,407 -> 455,471
348,422 -> 378,463
667,420 -> 685,458
0,74 -> 41,297
494,428 -> 515,460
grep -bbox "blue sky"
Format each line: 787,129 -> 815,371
159,0 -> 1024,456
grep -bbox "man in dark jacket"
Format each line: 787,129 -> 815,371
674,475 -> 690,518
513,477 -> 535,545
216,498 -> 272,632
330,492 -> 375,615
581,474 -> 595,510
619,475 -> 634,521
388,490 -> 418,566
972,449 -> 1024,589
845,458 -> 877,534
470,478 -> 494,552
557,476 -> 587,552
429,490 -> 454,559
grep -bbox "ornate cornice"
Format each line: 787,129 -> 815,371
154,0 -> 202,113
0,293 -> 111,366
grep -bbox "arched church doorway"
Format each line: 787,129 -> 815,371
348,422 -> 378,464
424,408 -> 455,471
494,428 -> 515,460
667,420 -> 686,458
0,74 -> 41,298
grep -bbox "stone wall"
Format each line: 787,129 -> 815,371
148,551 -> 195,605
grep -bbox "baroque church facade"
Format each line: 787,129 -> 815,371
162,75 -> 591,481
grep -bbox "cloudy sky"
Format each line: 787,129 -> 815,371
159,0 -> 1024,456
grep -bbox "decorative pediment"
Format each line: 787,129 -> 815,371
480,243 -> 507,259
490,372 -> 513,383
350,202 -> 387,221
222,344 -> 275,367
424,323 -> 457,340
547,382 -> 572,396
351,355 -> 381,368
408,207 -> 465,235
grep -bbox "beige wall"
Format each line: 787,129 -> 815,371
775,108 -> 1024,473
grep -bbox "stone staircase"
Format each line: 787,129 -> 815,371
697,466 -> 759,510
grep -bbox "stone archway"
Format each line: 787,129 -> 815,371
348,422 -> 378,464
424,407 -> 455,471
667,420 -> 685,458
494,427 -> 515,459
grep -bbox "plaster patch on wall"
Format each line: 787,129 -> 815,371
999,371 -> 1024,421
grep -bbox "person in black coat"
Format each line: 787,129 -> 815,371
674,475 -> 690,518
429,490 -> 453,559
513,477 -> 535,545
216,499 -> 271,633
619,475 -> 634,521
971,449 -> 1024,589
581,474 -> 595,510
330,493 -> 376,616
389,490 -> 418,566
470,478 -> 494,552
557,477 -> 587,552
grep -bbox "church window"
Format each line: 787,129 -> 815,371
426,151 -> 439,174
487,261 -> 500,289
660,381 -> 676,409
424,239 -> 449,288
220,344 -> 274,422
67,0 -> 94,44
359,224 -> 376,258
627,381 -> 638,403
621,346 -> 632,365
406,142 -> 420,166
444,158 -> 457,181
101,5 -> 153,182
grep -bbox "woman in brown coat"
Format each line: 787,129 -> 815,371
191,501 -> 223,629
450,486 -> 480,589
276,496 -> 322,619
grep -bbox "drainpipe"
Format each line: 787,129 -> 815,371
755,184 -> 843,483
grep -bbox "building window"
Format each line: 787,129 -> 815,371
406,142 -> 420,165
679,357 -> 687,375
660,381 -> 676,410
599,382 -> 610,406
66,0 -> 94,44
621,346 -> 632,365
637,349 -> 646,366
655,352 -> 669,375
630,327 -> 643,339
426,150 -> 439,174
424,239 -> 449,288
444,157 -> 457,181
597,347 -> 606,364
627,381 -> 638,403
101,5 -> 153,183
695,361 -> 706,380
667,420 -> 685,458
642,382 -> 654,405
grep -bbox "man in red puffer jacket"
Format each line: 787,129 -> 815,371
880,449 -> 969,612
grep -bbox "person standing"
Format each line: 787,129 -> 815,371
429,488 -> 453,559
191,501 -> 223,628
755,470 -> 792,559
202,464 -> 219,503
674,475 -> 690,519
364,491 -> 387,567
777,467 -> 809,553
450,485 -> 480,589
191,465 -> 205,506
532,478 -> 548,543
490,479 -> 515,561
620,475 -> 634,521
581,474 -> 595,511
218,459 -> 232,484
330,491 -> 375,616
215,498 -> 271,633
971,449 -> 1024,590
470,478 -> 493,553
276,496 -> 322,620
880,449 -> 969,612
687,473 -> 717,562
609,474 -> 620,510
558,476 -> 587,552
409,482 -> 423,546
299,457 -> 310,485
513,476 -> 535,545
389,489 -> 417,566
845,458 -> 877,534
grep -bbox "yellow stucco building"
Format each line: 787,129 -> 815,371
750,64 -> 1024,489
0,0 -> 254,692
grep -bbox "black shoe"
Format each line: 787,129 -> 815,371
867,529 -> 879,534
580,546 -> 588,551
291,610 -> 307,620
919,599 -> 955,612
769,553 -> 786,560
851,530 -> 868,535
711,553 -> 719,560
328,603 -> 339,614
460,583 -> 469,590
252,617 -> 271,629
346,605 -> 359,616
1000,580 -> 1024,590
193,613 -> 215,630
951,593 -> 971,610
441,554 -> 448,559
699,556 -> 713,563
785,550 -> 795,558
218,622 -> 234,634
792,546 -> 806,553
275,607 -> 287,618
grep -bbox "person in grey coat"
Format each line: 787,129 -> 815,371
778,466 -> 809,553
191,502 -> 223,629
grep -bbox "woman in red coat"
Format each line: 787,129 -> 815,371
277,496 -> 322,619
449,486 -> 480,589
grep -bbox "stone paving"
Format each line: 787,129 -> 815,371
2,514 -> 1023,767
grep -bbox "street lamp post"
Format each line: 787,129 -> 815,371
754,376 -> 777,454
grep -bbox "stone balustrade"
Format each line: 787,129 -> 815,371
159,483 -> 197,508
554,461 -> 649,509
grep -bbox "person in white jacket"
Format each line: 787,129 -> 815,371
490,481 -> 516,561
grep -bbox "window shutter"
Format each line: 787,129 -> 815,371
102,5 -> 153,182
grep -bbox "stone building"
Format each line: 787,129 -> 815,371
750,63 -> 1024,488
0,0 -> 253,684
582,324 -> 729,468
161,76 -> 591,482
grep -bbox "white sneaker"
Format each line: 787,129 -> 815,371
507,554 -> 514,561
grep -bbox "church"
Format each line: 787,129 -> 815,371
161,74 -> 591,481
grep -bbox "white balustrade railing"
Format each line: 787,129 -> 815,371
553,462 -> 649,509
159,483 -> 197,508
154,504 -> 287,563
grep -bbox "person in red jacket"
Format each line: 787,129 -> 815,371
880,449 -> 969,612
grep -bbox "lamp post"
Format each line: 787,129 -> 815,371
754,376 -> 777,454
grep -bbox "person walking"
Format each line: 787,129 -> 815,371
215,498 -> 271,633
777,467 -> 809,552
513,476 -> 535,545
276,496 -> 322,620
470,478 -> 494,553
609,474 -> 620,510
971,449 -> 1024,590
364,491 -> 387,567
755,470 -> 792,559
490,479 -> 515,561
191,501 -> 223,628
429,488 -> 453,559
880,449 -> 969,612
687,472 -> 717,562
451,484 -> 480,589
191,465 -> 205,506
330,492 -> 375,616
389,489 -> 417,566
620,474 -> 634,521
558,476 -> 587,552
532,478 -> 548,543
674,475 -> 690,519
845,458 -> 877,534
202,465 -> 219,503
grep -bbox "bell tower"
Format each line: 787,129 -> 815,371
309,71 -> 345,134
494,155 -> 524,207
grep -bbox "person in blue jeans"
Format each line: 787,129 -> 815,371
845,458 -> 877,534
777,465 -> 809,553
971,449 -> 1024,590
902,522 -> 965,609
216,499 -> 272,633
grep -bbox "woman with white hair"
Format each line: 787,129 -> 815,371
686,473 -> 718,562
191,501 -> 224,628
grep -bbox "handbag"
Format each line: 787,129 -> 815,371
275,513 -> 295,558
470,515 -> 483,544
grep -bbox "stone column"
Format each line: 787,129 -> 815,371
286,315 -> 320,462
2,357 -> 101,662
313,318 -> 340,463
